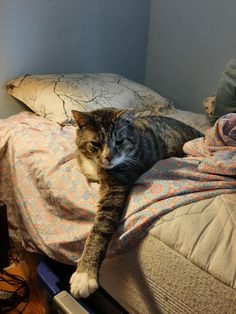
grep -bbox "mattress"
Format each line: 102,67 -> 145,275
100,193 -> 236,314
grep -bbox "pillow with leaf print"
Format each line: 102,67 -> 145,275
6,73 -> 175,125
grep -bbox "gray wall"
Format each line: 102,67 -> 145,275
0,0 -> 150,118
145,0 -> 236,113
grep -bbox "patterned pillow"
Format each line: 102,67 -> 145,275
6,73 -> 174,124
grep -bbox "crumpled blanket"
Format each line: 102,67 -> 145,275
183,113 -> 236,176
0,112 -> 235,264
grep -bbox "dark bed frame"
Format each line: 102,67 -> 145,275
0,204 -> 10,270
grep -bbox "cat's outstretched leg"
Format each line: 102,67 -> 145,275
70,181 -> 130,298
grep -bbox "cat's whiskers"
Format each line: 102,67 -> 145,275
122,156 -> 144,169
116,126 -> 127,135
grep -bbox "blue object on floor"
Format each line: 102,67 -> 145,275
37,260 -> 93,314
38,261 -> 61,296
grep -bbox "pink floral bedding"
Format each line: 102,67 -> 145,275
0,112 -> 235,264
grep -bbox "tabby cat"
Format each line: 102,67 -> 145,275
70,108 -> 203,298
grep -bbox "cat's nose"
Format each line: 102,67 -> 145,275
102,156 -> 112,167
106,156 -> 113,162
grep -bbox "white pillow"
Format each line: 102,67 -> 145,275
6,73 -> 174,124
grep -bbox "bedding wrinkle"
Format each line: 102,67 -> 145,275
206,216 -> 235,288
153,204 -> 216,227
46,153 -> 77,177
185,214 -> 216,258
210,221 -> 236,288
184,113 -> 236,176
193,214 -> 227,268
222,194 -> 236,228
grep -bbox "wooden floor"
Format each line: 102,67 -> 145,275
0,262 -> 46,314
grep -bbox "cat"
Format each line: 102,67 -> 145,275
70,108 -> 203,298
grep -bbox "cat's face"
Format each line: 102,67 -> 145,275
72,108 -> 137,170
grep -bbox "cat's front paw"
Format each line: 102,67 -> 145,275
70,271 -> 99,298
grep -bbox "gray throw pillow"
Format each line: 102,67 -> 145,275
210,58 -> 236,125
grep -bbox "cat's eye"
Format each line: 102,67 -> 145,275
90,141 -> 100,149
116,138 -> 124,146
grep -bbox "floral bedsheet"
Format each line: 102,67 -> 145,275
0,112 -> 235,264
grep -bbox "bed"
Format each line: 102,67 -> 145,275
1,73 -> 236,313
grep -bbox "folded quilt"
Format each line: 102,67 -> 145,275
184,113 -> 236,176
0,112 -> 235,264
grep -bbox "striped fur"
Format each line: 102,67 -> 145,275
70,108 -> 203,298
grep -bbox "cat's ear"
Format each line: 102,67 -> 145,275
72,110 -> 92,128
114,109 -> 135,122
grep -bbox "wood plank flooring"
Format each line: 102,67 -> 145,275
0,262 -> 45,314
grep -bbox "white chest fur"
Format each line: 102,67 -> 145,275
79,157 -> 99,182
